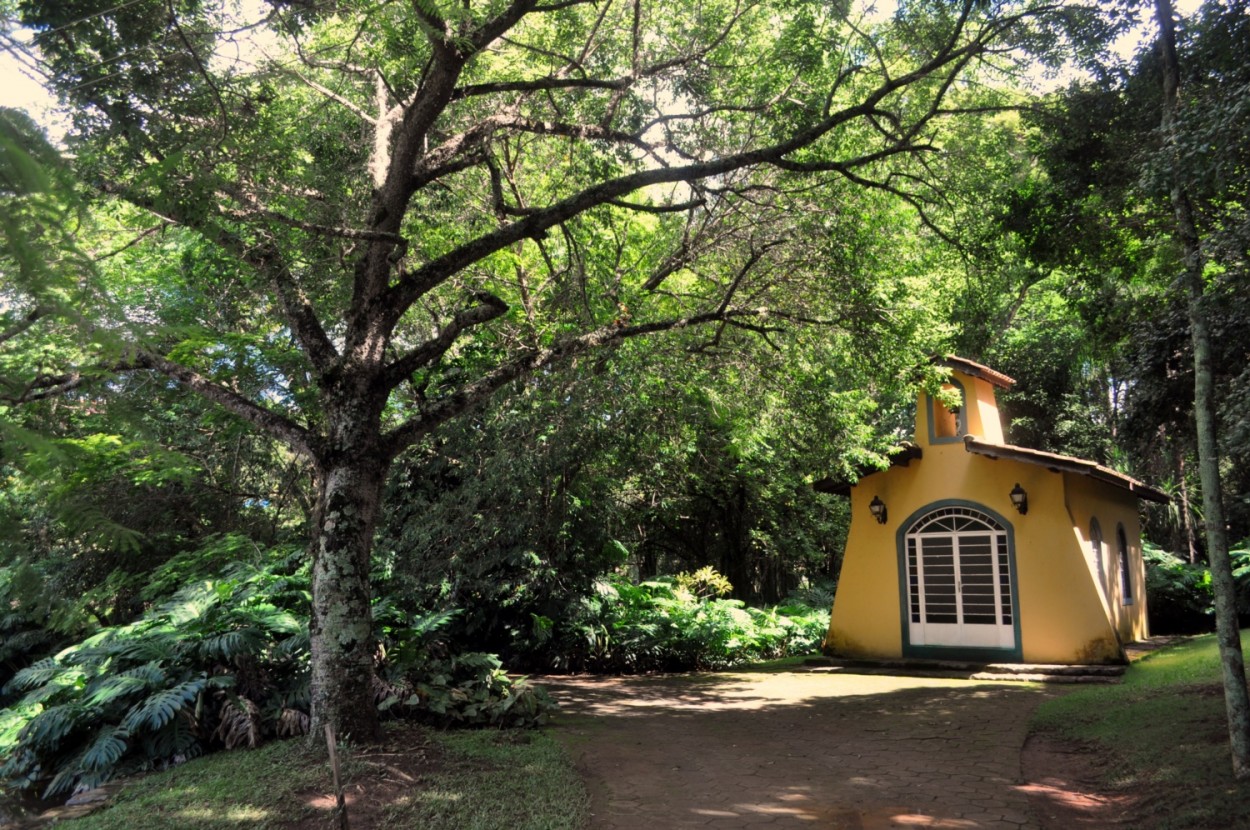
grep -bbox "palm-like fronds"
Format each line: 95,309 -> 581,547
6,658 -> 73,693
20,703 -> 82,745
273,707 -> 308,738
1,552 -> 318,797
81,726 -> 128,772
120,678 -> 205,734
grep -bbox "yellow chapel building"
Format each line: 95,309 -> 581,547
823,357 -> 1167,665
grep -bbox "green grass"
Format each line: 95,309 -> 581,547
58,723 -> 589,830
385,730 -> 589,830
57,739 -> 328,830
1031,632 -> 1250,829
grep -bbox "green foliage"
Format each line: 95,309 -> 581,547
380,651 -> 556,729
674,566 -> 734,601
371,603 -> 557,728
0,542 -> 558,799
0,553 -> 310,798
375,333 -> 899,669
1144,539 -> 1250,635
1144,541 -> 1215,635
1004,0 -> 1250,552
538,574 -> 829,674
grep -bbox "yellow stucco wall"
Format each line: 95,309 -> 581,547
961,375 -> 1005,445
825,369 -> 1145,665
1062,474 -> 1151,642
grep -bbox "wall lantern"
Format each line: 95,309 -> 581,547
1010,483 -> 1028,515
869,495 -> 888,525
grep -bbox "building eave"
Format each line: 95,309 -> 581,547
934,355 -> 1016,389
962,436 -> 1171,504
812,444 -> 923,496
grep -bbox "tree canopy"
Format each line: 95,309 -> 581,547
3,0 -> 1250,782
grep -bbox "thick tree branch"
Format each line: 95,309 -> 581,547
287,69 -> 376,124
1,352 -> 316,460
0,307 -> 47,347
382,10 -> 1011,325
101,180 -> 340,379
132,352 -> 317,458
0,369 -> 84,403
411,151 -> 485,191
452,76 -> 631,100
382,307 -> 778,458
381,292 -> 510,390
246,240 -> 342,378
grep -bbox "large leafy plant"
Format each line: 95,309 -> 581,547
539,569 -> 829,674
0,543 -> 558,800
0,557 -> 309,797
1143,540 -> 1250,635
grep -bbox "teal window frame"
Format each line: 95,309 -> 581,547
896,499 -> 1023,663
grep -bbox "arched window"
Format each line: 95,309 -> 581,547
1117,524 -> 1133,605
1090,518 -> 1105,591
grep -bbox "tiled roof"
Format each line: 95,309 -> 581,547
962,437 -> 1170,504
935,356 -> 1016,389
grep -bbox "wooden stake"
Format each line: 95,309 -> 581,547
325,723 -> 350,830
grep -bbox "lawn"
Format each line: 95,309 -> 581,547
1031,632 -> 1250,829
54,721 -> 589,830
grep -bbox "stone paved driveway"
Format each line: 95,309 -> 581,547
542,669 -> 1061,829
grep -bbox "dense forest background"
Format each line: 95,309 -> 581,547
1,0 -> 1249,801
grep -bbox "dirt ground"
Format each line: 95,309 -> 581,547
5,671 -> 1145,830
541,669 -> 1145,829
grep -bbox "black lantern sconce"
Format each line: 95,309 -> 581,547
869,495 -> 888,525
1010,483 -> 1028,515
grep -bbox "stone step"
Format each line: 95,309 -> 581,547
802,656 -> 1125,684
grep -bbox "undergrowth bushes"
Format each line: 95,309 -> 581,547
2,537 -> 824,802
0,555 -> 311,797
534,572 -> 830,673
0,541 -> 552,800
1144,540 -> 1250,634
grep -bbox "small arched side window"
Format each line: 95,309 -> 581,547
1117,524 -> 1133,605
1090,518 -> 1104,591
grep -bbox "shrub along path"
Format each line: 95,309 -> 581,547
543,668 -> 1082,829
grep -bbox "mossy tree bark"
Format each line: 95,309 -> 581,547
307,435 -> 389,742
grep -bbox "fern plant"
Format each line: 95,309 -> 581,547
2,551 -> 558,800
540,575 -> 831,673
0,558 -> 311,798
374,608 -> 556,727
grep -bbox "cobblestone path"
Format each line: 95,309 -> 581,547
543,669 -> 1061,829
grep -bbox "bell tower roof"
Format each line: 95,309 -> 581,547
917,356 -> 1010,447
933,356 -> 1015,389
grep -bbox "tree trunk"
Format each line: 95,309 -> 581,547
1185,261 -> 1250,778
1155,0 -> 1250,780
719,482 -> 754,602
1176,450 -> 1198,564
308,452 -> 388,743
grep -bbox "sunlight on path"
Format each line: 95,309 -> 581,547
543,671 -> 1058,829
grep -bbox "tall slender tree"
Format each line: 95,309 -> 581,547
1153,0 -> 1250,778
